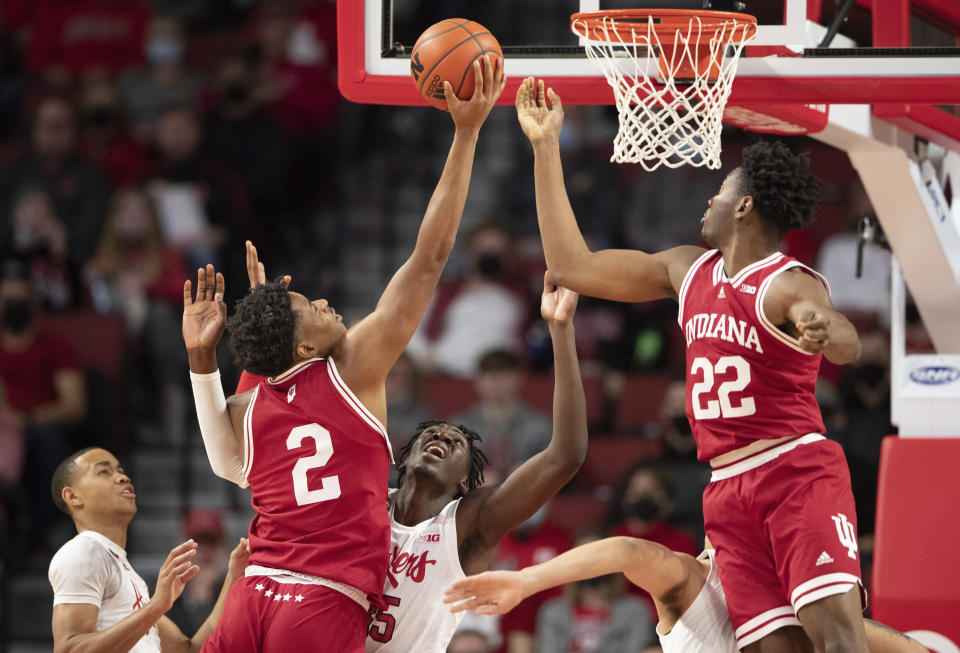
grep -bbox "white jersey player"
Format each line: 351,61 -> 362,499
445,536 -> 927,653
48,447 -> 248,652
366,491 -> 466,651
365,275 -> 588,652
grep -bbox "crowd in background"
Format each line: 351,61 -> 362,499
0,0 -> 929,651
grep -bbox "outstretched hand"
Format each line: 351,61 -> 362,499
246,240 -> 291,290
152,539 -> 199,613
443,570 -> 526,616
541,271 -> 579,325
445,54 -> 507,130
515,77 -> 564,144
182,264 -> 226,352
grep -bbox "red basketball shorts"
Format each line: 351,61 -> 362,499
703,435 -> 864,648
201,576 -> 369,653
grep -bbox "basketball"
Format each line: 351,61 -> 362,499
410,19 -> 502,110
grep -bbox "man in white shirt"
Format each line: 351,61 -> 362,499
48,446 -> 248,652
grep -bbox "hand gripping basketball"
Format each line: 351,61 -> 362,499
445,54 -> 506,129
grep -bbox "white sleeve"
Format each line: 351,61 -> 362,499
190,370 -> 247,487
49,540 -> 114,607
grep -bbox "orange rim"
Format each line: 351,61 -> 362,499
571,8 -> 757,45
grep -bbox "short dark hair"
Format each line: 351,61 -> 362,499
227,280 -> 297,377
738,141 -> 821,237
477,349 -> 520,374
51,446 -> 99,515
396,420 -> 488,497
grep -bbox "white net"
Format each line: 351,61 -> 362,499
571,13 -> 755,170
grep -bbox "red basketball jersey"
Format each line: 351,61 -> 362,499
677,250 -> 828,462
241,357 -> 393,600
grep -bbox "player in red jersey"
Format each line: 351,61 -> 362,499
515,77 -> 867,653
180,56 -> 506,653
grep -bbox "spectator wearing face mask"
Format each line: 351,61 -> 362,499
535,535 -> 655,653
603,464 -> 698,613
408,221 -> 533,377
0,260 -> 86,556
658,379 -> 697,462
119,15 -> 201,139
78,77 -> 148,187
6,188 -> 81,311
0,95 -> 111,265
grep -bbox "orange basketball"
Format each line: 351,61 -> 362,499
410,19 -> 502,110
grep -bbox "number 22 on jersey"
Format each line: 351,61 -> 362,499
690,355 -> 757,419
287,423 -> 341,506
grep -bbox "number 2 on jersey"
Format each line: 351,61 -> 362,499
287,424 -> 341,506
690,355 -> 757,419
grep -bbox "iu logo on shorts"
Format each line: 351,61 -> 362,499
831,513 -> 858,560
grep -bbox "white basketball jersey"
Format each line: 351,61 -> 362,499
658,550 -> 738,653
366,491 -> 466,652
49,531 -> 161,653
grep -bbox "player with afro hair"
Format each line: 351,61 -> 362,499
226,280 -> 297,378
737,140 -> 821,237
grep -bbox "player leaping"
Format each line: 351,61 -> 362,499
181,56 -> 505,653
515,77 -> 867,652
444,536 -> 926,653
365,273 -> 586,652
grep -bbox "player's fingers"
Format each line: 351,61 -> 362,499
204,264 -> 216,301
475,604 -> 501,616
215,272 -> 225,300
443,80 -> 458,108
183,280 -> 192,308
802,328 -> 828,342
165,539 -> 196,560
470,58 -> 483,100
536,79 -> 546,107
442,584 -> 473,603
548,87 -> 563,113
482,54 -> 494,96
195,268 -> 205,302
451,597 -> 484,613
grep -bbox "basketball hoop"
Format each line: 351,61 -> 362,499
570,9 -> 757,170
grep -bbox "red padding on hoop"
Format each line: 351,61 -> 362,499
723,103 -> 829,135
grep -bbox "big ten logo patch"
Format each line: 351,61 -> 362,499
386,545 -> 437,587
418,533 -> 440,543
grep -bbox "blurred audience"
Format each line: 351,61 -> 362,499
6,188 -> 81,310
410,222 -> 532,377
78,76 -> 148,186
657,379 -> 697,462
496,504 -> 572,653
85,187 -> 188,440
0,95 -> 111,264
385,352 -> 432,455
604,463 -> 698,612
119,14 -> 201,138
26,0 -> 152,83
144,105 -> 251,276
167,507 -> 227,632
535,535 -> 654,653
0,261 -> 85,554
450,350 -> 550,485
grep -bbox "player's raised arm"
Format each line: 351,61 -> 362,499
182,265 -> 246,485
515,77 -> 704,302
764,267 -> 862,365
338,56 -> 506,393
453,274 -> 587,570
444,536 -> 694,615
